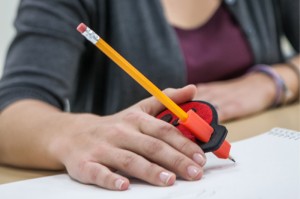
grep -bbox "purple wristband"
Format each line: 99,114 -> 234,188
249,64 -> 287,107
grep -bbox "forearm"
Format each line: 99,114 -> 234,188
0,99 -> 68,170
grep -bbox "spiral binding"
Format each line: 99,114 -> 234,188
268,128 -> 300,140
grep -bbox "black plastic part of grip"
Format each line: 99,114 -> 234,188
157,101 -> 228,153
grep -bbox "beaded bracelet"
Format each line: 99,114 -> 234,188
249,64 -> 290,107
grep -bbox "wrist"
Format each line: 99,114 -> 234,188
248,64 -> 291,107
48,113 -> 100,168
0,100 -> 67,169
245,70 -> 277,108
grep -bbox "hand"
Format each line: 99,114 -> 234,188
51,85 -> 206,190
194,73 -> 277,122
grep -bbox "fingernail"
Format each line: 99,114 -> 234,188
115,179 -> 125,190
193,153 -> 206,166
187,165 -> 201,178
159,171 -> 172,185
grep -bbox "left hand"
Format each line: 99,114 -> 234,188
194,72 -> 277,122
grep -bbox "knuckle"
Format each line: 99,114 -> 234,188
147,162 -> 158,171
172,155 -> 186,169
78,160 -> 88,173
143,139 -> 164,156
108,124 -> 126,138
178,139 -> 192,153
121,154 -> 137,169
93,144 -> 107,157
77,160 -> 90,182
88,165 -> 100,183
163,87 -> 174,94
145,163 -> 160,178
156,123 -> 177,138
123,111 -> 145,123
161,123 -> 175,132
102,172 -> 115,187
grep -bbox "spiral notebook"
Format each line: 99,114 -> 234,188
1,128 -> 299,199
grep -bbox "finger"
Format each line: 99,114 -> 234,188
120,111 -> 206,166
135,113 -> 206,166
73,161 -> 130,191
124,133 -> 204,181
115,116 -> 204,180
100,149 -> 176,186
138,84 -> 197,116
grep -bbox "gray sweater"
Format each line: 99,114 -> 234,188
0,0 -> 299,115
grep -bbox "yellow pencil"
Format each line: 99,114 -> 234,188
77,23 -> 213,142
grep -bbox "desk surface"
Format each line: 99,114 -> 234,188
1,103 -> 299,185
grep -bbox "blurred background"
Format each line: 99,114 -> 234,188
0,0 -> 19,77
0,0 -> 294,78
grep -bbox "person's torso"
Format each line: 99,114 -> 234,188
72,0 -> 283,115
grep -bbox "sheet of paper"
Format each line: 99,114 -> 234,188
1,128 -> 299,199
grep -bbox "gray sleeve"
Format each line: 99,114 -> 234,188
0,0 -> 92,111
279,0 -> 299,52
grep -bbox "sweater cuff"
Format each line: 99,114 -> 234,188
0,87 -> 66,112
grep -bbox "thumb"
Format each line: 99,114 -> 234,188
138,84 -> 197,116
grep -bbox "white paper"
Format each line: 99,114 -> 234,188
1,128 -> 299,199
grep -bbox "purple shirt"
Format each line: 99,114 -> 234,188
174,4 -> 253,84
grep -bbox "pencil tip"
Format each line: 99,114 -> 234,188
228,155 -> 236,163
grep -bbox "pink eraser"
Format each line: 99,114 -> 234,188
77,23 -> 87,33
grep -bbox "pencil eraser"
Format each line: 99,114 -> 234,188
77,23 -> 87,33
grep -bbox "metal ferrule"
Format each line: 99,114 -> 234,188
82,27 -> 100,44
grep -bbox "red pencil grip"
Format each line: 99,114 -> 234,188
156,101 -> 231,159
179,110 -> 213,143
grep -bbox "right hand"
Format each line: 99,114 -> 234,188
50,85 -> 206,190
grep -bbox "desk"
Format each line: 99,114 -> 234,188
1,103 -> 299,185
225,102 -> 300,142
